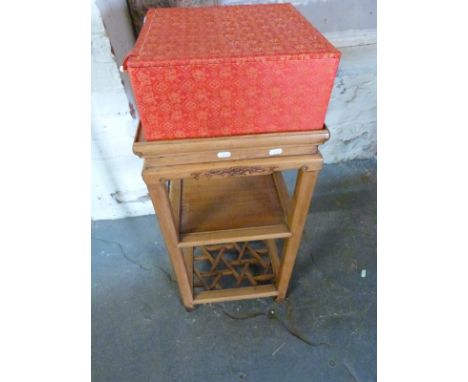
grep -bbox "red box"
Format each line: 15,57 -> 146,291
124,3 -> 340,141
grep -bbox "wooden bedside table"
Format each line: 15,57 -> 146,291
133,124 -> 329,310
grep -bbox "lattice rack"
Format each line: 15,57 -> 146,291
133,123 -> 329,309
193,241 -> 280,292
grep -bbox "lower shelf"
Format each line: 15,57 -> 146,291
175,173 -> 291,246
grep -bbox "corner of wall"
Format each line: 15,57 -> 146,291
92,0 -> 152,220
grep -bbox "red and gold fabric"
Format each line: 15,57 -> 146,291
124,4 -> 341,141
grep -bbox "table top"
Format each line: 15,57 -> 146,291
133,122 -> 330,159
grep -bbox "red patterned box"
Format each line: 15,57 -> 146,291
124,4 -> 340,141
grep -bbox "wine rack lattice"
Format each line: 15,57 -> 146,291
193,241 -> 278,292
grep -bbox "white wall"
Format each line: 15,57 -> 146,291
323,35 -> 376,162
91,1 -> 376,220
92,0 -> 151,220
95,0 -> 138,112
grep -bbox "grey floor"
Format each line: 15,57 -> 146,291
92,158 -> 376,382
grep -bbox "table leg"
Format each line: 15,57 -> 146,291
147,181 -> 194,309
182,247 -> 193,289
276,169 -> 319,302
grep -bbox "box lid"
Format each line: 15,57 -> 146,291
124,3 -> 340,69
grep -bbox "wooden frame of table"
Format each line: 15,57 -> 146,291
133,124 -> 329,310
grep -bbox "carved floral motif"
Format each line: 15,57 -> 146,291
191,166 -> 276,179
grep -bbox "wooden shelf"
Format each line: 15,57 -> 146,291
178,225 -> 291,248
193,285 -> 279,305
177,174 -> 291,246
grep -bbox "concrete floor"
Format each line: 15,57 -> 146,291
92,158 -> 376,382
